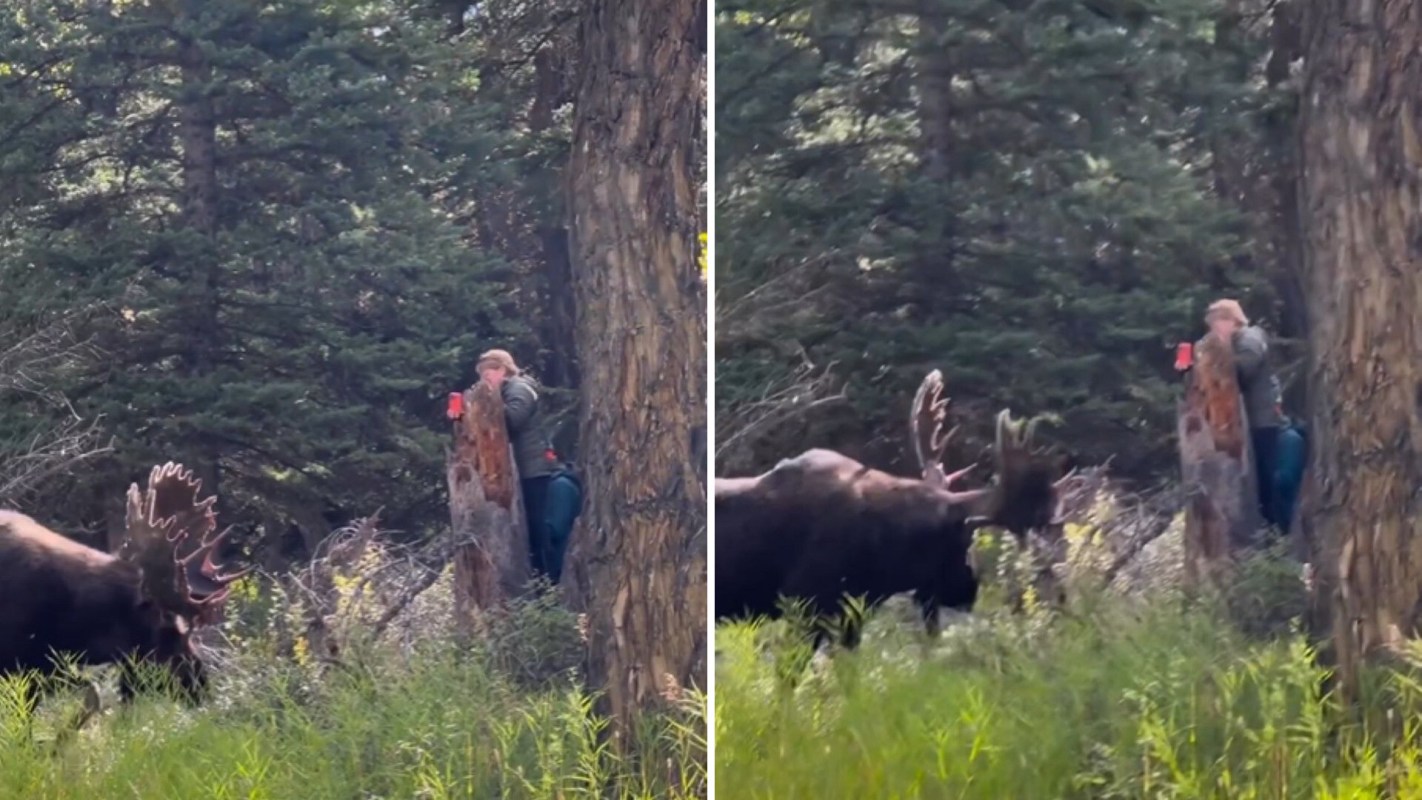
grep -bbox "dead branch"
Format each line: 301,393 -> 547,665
715,360 -> 847,467
0,309 -> 111,506
277,511 -> 451,666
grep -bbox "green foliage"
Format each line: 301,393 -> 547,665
0,0 -> 578,551
1,661 -> 705,798
715,0 -> 1285,478
716,594 -> 1422,799
1,580 -> 705,799
1224,538 -> 1313,640
477,581 -> 587,692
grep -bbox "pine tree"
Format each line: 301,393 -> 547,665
716,0 -> 1276,479
0,1 -> 527,551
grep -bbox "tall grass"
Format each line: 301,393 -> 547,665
715,589 -> 1422,799
0,584 -> 705,799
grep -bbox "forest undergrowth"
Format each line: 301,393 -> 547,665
716,528 -> 1422,800
0,577 -> 706,800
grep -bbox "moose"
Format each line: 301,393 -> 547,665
715,370 -> 1074,649
0,462 -> 247,710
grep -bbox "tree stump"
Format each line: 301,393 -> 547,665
447,381 -> 530,630
1177,332 -> 1262,589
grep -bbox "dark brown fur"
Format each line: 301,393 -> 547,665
0,510 -> 206,704
715,406 -> 1068,649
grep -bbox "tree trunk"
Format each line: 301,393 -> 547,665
530,42 -> 580,395
1178,332 -> 1262,588
447,381 -> 530,631
913,4 -> 957,287
916,7 -> 953,188
567,0 -> 707,737
176,5 -> 223,499
1209,1 -> 1249,206
1299,0 -> 1422,698
540,225 -> 580,392
1266,0 -> 1308,349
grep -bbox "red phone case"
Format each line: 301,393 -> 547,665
1174,342 -> 1194,371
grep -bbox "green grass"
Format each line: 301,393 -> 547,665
714,590 -> 1422,800
0,588 -> 705,799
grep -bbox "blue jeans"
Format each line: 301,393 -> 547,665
523,471 -> 583,585
1272,425 -> 1307,534
543,472 -> 583,584
522,476 -> 552,580
1251,428 -> 1278,528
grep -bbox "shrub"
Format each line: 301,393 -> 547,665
3,570 -> 705,799
715,592 -> 1422,799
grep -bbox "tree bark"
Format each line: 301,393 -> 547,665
447,381 -> 530,631
176,4 -> 223,499
1267,0 -> 1308,349
530,41 -> 581,395
540,225 -> 580,392
913,4 -> 958,288
1299,0 -> 1422,697
567,0 -> 707,737
1178,332 -> 1262,588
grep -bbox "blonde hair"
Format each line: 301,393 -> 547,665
476,349 -> 520,376
1205,298 -> 1249,327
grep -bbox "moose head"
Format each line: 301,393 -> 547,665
908,370 -> 1076,537
111,462 -> 249,701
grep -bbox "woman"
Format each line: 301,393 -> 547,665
1203,299 -> 1283,529
476,349 -> 564,581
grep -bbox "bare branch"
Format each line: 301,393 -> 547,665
0,308 -> 111,506
715,360 -> 847,469
0,310 -> 101,402
278,512 -> 451,667
0,416 -> 112,507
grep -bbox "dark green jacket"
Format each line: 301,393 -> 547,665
1232,325 -> 1281,429
501,375 -> 557,479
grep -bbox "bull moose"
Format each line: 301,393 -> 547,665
0,462 -> 247,709
715,370 -> 1074,649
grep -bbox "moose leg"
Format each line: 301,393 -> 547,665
914,590 -> 943,639
837,613 -> 864,651
820,593 -> 865,651
936,562 -> 980,616
804,602 -> 856,652
115,658 -> 185,705
769,611 -> 824,689
116,662 -> 140,704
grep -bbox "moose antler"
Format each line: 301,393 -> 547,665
995,409 -> 1047,474
970,409 -> 1082,533
119,462 -> 249,626
993,409 -> 1069,481
911,370 -> 983,503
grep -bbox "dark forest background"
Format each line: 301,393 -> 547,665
1,0 -> 704,569
714,0 -> 1303,481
